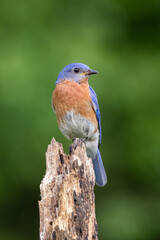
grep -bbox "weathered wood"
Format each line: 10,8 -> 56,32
39,138 -> 98,240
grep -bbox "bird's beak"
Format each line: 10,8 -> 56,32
87,69 -> 98,75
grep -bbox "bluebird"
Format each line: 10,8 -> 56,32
52,63 -> 107,187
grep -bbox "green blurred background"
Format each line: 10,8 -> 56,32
0,0 -> 160,239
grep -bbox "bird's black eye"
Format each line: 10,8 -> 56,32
74,67 -> 79,73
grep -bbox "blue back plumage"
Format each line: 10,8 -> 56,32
89,86 -> 107,186
89,86 -> 102,147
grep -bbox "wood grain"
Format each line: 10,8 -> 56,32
39,138 -> 98,240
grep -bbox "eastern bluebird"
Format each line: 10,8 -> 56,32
52,63 -> 107,187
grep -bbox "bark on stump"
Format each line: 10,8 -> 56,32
39,138 -> 98,240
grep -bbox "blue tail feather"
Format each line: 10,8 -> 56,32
92,149 -> 107,187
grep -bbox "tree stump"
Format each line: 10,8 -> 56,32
39,138 -> 98,240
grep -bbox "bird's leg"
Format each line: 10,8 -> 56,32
69,138 -> 86,154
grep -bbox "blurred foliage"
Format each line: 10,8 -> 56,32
0,0 -> 160,239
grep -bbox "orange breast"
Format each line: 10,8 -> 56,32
52,80 -> 98,129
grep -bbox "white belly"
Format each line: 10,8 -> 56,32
59,111 -> 99,158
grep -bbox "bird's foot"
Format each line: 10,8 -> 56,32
69,138 -> 86,154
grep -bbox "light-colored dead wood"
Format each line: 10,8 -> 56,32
39,138 -> 98,240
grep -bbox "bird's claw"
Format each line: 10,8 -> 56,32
69,138 -> 86,154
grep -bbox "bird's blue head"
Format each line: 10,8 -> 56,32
56,63 -> 98,84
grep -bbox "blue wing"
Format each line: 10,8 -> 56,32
89,86 -> 102,147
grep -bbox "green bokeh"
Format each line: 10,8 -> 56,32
0,0 -> 160,239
